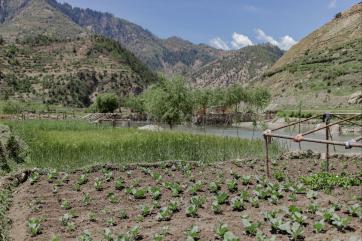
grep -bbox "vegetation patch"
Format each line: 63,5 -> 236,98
3,120 -> 282,170
301,172 -> 361,192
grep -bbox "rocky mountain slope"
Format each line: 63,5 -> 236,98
260,3 -> 362,108
0,0 -> 85,40
189,44 -> 283,87
0,0 -> 282,87
0,35 -> 159,107
45,0 -> 225,74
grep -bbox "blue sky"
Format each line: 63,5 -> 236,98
59,0 -> 358,50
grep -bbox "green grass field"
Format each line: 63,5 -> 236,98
3,120 -> 282,170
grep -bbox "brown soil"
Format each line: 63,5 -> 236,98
7,157 -> 362,241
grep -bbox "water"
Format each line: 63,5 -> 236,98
113,120 -> 361,154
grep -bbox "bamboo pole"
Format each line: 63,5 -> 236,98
326,125 -> 330,172
300,114 -> 362,137
271,115 -> 321,132
264,136 -> 270,178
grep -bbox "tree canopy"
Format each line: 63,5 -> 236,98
143,76 -> 193,128
96,93 -> 119,113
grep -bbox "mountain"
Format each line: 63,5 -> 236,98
0,35 -> 159,107
0,0 -> 281,84
189,44 -> 284,87
0,0 -> 85,40
46,0 -> 225,74
260,3 -> 362,108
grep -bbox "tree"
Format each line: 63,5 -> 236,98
192,88 -> 212,115
0,35 -> 4,45
249,87 -> 271,111
225,84 -> 248,112
95,93 -> 119,113
123,94 -> 145,113
143,76 -> 193,128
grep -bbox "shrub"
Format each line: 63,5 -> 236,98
95,93 -> 119,113
1,101 -> 23,114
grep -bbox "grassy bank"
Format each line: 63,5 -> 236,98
3,120 -> 282,170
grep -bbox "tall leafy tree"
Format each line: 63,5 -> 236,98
143,76 -> 193,128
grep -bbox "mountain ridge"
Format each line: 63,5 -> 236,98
259,3 -> 362,108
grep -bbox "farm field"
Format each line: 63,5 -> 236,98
2,157 -> 361,241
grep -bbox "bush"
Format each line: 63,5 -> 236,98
1,101 -> 23,114
95,93 -> 119,113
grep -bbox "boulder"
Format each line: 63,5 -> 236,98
138,124 -> 163,131
348,91 -> 362,105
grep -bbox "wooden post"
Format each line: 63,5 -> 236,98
326,125 -> 330,172
264,136 -> 270,178
298,102 -> 302,150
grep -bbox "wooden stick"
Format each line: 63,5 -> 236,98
264,133 -> 362,148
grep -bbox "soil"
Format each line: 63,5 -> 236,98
6,157 -> 362,241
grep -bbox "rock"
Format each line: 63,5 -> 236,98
348,91 -> 362,104
138,125 -> 163,131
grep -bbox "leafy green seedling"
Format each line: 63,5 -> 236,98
190,196 -> 206,208
94,178 -> 103,191
149,186 -> 162,200
212,200 -> 222,214
47,169 -> 58,183
102,169 -> 113,182
313,220 -> 325,233
115,178 -> 125,190
157,207 -> 173,221
77,174 -> 88,185
331,214 -> 352,230
255,231 -> 276,241
242,218 -> 261,236
242,175 -> 252,185
208,181 -> 220,193
27,217 -> 41,236
29,172 -> 40,185
215,192 -> 229,205
119,209 -> 129,220
223,231 -> 240,241
61,200 -> 71,210
227,179 -> 238,193
347,203 -> 362,218
186,205 -> 198,217
307,202 -> 319,214
231,196 -> 244,211
78,230 -> 93,241
140,205 -> 153,217
185,225 -> 200,241
215,223 -> 229,238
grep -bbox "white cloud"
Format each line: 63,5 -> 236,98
255,28 -> 297,50
328,0 -> 337,8
279,35 -> 297,51
231,32 -> 253,49
209,37 -> 230,50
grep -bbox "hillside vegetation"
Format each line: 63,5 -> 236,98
260,3 -> 362,108
0,35 -> 159,107
190,44 -> 284,87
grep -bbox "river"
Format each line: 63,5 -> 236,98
113,121 -> 361,154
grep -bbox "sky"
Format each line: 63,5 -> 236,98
59,0 -> 359,50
